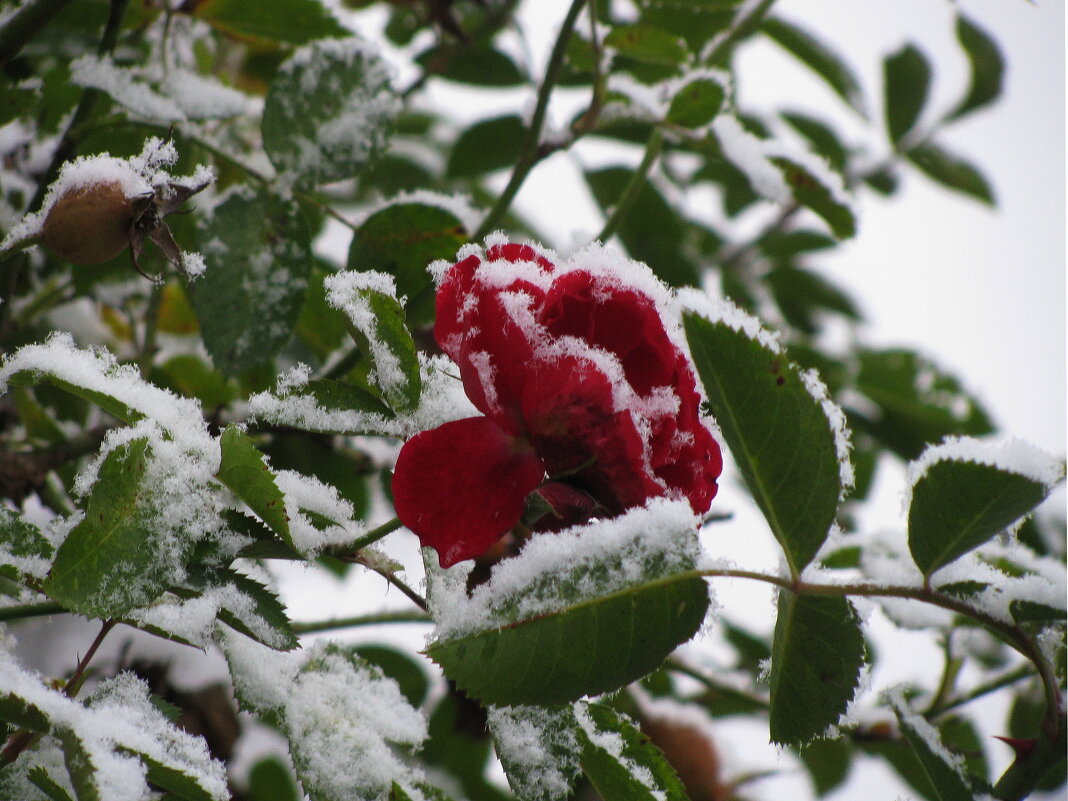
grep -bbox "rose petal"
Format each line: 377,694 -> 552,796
541,270 -> 677,396
521,353 -> 664,513
392,417 -> 545,568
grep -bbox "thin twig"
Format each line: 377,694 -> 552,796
473,0 -> 588,240
596,127 -> 664,241
292,610 -> 432,635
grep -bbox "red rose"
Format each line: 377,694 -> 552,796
392,238 -> 722,567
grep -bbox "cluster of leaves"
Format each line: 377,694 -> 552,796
0,1 -> 1063,801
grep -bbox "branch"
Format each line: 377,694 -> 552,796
473,0 -> 588,240
292,610 -> 432,635
596,127 -> 664,241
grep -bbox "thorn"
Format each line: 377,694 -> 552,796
993,735 -> 1037,761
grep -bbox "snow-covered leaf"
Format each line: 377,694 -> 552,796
263,38 -> 398,186
907,438 -> 1064,576
28,766 -> 75,801
489,705 -> 581,801
947,14 -> 1004,122
192,0 -> 347,44
427,500 -> 709,706
884,44 -> 931,145
217,426 -> 290,546
43,437 -> 169,617
192,189 -> 311,376
347,202 -> 468,325
683,307 -> 849,574
6,370 -> 140,424
576,703 -> 688,801
770,156 -> 856,239
781,111 -> 849,172
429,574 -> 708,706
768,593 -> 865,746
325,272 -> 422,414
762,17 -> 866,116
0,509 -> 53,583
224,637 -> 427,801
906,141 -> 995,205
889,691 -> 978,801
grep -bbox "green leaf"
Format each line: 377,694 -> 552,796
214,569 -> 298,650
637,0 -> 739,53
947,14 -> 1004,122
1010,599 -> 1067,623
762,17 -> 866,116
415,45 -> 525,86
427,575 -> 709,706
59,727 -> 100,801
852,349 -> 994,460
781,111 -> 849,172
120,751 -> 218,801
6,370 -> 140,424
666,77 -> 724,128
192,0 -> 346,44
585,167 -> 697,287
908,458 -> 1057,576
192,190 -> 311,376
293,378 -> 393,421
43,438 -> 175,617
422,692 -> 509,801
890,694 -> 977,801
28,767 -> 76,801
683,312 -> 846,573
447,115 -> 526,178
577,703 -> 688,801
766,265 -> 861,335
906,141 -> 995,205
605,24 -> 689,67
770,156 -> 856,239
884,44 -> 932,144
262,38 -> 397,185
0,688 -> 50,732
327,279 -> 422,414
796,737 -> 852,796
768,593 -> 865,746
218,426 -> 291,546
347,202 -> 468,325
152,355 -> 235,411
247,758 -> 300,801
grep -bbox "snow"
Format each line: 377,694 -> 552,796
905,436 -> 1065,509
70,55 -> 251,123
574,702 -> 665,801
274,468 -> 368,556
799,368 -> 855,494
0,654 -> 228,801
487,705 -> 581,801
676,290 -> 783,353
885,686 -> 970,779
711,115 -> 791,203
268,37 -> 399,183
222,633 -> 427,801
249,354 -> 477,439
324,270 -> 410,405
426,497 -> 702,639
